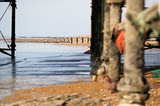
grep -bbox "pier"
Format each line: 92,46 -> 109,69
0,0 -> 16,59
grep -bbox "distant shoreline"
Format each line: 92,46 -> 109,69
0,37 -> 90,46
0,37 -> 159,49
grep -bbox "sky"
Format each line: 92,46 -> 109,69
0,0 -> 158,37
0,0 -> 91,37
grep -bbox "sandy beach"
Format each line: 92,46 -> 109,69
0,72 -> 159,106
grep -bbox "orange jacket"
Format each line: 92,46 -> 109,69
115,30 -> 125,54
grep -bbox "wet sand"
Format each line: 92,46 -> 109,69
0,73 -> 160,106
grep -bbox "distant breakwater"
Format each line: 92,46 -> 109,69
0,36 -> 159,48
0,35 -> 91,44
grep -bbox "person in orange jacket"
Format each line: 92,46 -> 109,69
112,23 -> 125,54
115,30 -> 125,54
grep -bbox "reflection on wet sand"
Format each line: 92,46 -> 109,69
0,59 -> 17,99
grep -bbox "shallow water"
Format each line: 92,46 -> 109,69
0,43 -> 91,99
144,49 -> 160,67
121,49 -> 160,68
0,42 -> 160,99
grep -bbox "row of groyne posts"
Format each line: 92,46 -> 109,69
69,36 -> 91,44
49,36 -> 91,44
90,0 -> 160,105
15,36 -> 91,44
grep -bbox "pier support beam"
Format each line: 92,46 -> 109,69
117,0 -> 149,105
91,0 -> 104,58
11,0 -> 16,59
100,0 -> 110,66
91,0 -> 124,82
90,0 -> 105,81
107,0 -> 124,88
97,0 -> 110,80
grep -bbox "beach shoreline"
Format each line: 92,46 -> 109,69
0,72 -> 160,106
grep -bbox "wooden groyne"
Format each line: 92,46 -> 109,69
0,35 -> 91,44
69,35 -> 91,44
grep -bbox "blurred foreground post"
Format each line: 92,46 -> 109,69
117,0 -> 149,105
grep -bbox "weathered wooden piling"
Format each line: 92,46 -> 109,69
100,0 -> 110,63
91,0 -> 104,57
107,0 -> 124,84
90,0 -> 106,81
94,0 -> 111,81
91,0 -> 124,82
117,0 -> 149,104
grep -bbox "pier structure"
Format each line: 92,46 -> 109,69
0,0 -> 16,59
90,0 -> 124,83
90,0 -> 160,105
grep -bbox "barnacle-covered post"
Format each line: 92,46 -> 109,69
90,0 -> 105,81
90,0 -> 104,58
101,0 -> 110,60
117,0 -> 149,105
91,0 -> 110,81
91,0 -> 125,82
98,0 -> 110,80
107,0 -> 124,89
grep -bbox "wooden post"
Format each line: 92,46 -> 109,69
11,0 -> 16,59
90,0 -> 97,55
90,0 -> 106,81
100,0 -> 110,62
91,0 -> 103,57
91,0 -> 124,82
93,0 -> 110,81
107,0 -> 123,85
117,0 -> 149,105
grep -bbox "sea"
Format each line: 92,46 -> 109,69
0,42 -> 160,99
0,42 -> 92,99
